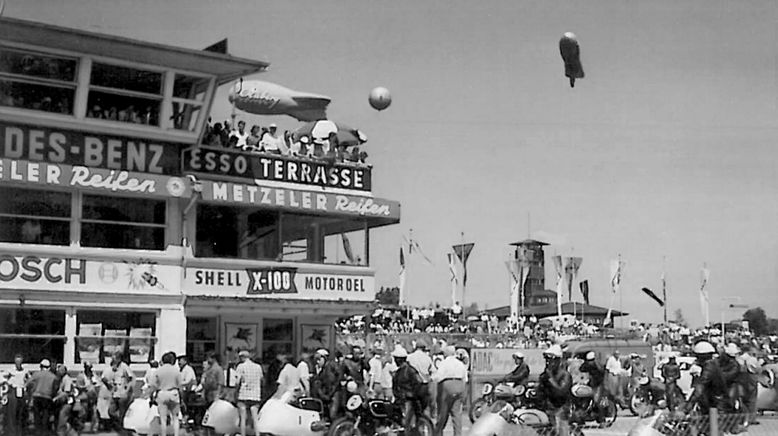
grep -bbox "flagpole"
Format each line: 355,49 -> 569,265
461,231 -> 466,307
618,253 -> 623,329
662,256 -> 667,325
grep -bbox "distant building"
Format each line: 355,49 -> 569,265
509,239 -> 548,307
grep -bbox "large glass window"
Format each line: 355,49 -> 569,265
282,213 -> 368,265
75,310 -> 156,364
186,317 -> 217,368
170,74 -> 208,132
0,187 -> 71,245
196,205 -> 279,259
0,308 -> 66,363
87,62 -> 162,126
261,318 -> 293,365
0,48 -> 77,114
81,194 -> 166,250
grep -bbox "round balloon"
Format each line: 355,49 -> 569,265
369,87 -> 391,111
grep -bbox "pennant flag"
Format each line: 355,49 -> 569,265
399,246 -> 407,305
661,270 -> 667,305
448,253 -> 459,305
609,258 -> 623,294
641,287 -> 665,307
341,233 -> 355,264
700,264 -> 710,326
506,260 -> 520,321
552,255 -> 564,318
411,238 -> 434,265
564,257 -> 583,301
579,280 -> 590,305
520,261 -> 530,306
453,243 -> 474,285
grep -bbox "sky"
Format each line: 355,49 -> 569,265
11,0 -> 778,327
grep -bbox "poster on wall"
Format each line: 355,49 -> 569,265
301,324 -> 332,354
224,323 -> 257,364
103,329 -> 127,358
78,323 -> 102,364
129,328 -> 153,363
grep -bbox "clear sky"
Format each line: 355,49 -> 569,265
12,0 -> 778,327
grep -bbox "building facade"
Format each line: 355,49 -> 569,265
509,239 -> 548,307
0,17 -> 399,373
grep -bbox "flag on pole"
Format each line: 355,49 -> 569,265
341,234 -> 355,264
661,270 -> 667,305
579,280 -> 590,305
506,260 -> 520,321
398,246 -> 407,305
564,257 -> 583,301
448,253 -> 459,306
410,238 -> 434,265
453,243 -> 474,286
552,255 -> 564,318
520,261 -> 530,307
700,264 -> 710,326
605,257 -> 623,326
641,287 -> 665,307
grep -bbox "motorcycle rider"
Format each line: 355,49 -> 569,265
684,341 -> 727,416
661,355 -> 683,410
538,345 -> 572,436
579,351 -> 606,425
502,351 -> 530,387
391,346 -> 425,432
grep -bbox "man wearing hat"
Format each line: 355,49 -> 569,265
502,351 -> 530,387
235,350 -> 263,436
407,340 -> 434,413
580,351 -> 606,424
538,345 -> 572,436
432,345 -> 468,436
260,123 -> 288,154
26,359 -> 58,435
391,346 -> 424,432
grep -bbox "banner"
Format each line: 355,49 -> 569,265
199,179 -> 400,219
579,280 -> 590,305
399,246 -> 407,305
0,122 -> 180,174
552,255 -> 564,318
641,287 -> 665,307
449,253 -> 459,306
453,243 -> 474,286
0,158 -> 191,198
185,266 -> 375,302
700,265 -> 710,326
183,147 -> 372,192
506,260 -> 520,321
564,257 -> 582,301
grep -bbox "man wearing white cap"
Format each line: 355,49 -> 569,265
391,345 -> 424,431
260,123 -> 289,154
432,345 -> 468,436
235,350 -> 263,436
26,359 -> 58,435
502,351 -> 530,386
538,345 -> 572,436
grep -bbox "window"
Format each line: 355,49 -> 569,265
75,310 -> 156,364
0,187 -> 71,245
87,63 -> 162,126
171,74 -> 208,131
0,308 -> 66,363
81,194 -> 166,250
196,205 -> 279,259
282,213 -> 368,265
186,317 -> 217,366
261,318 -> 293,365
322,223 -> 367,266
0,48 -> 77,114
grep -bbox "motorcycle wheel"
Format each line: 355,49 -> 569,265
629,391 -> 649,417
602,400 -> 618,428
328,417 -> 363,436
468,398 -> 489,423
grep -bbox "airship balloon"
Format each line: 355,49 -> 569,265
228,79 -> 331,122
368,87 -> 391,111
559,32 -> 584,88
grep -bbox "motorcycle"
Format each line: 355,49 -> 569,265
55,386 -> 86,436
568,383 -> 617,429
469,381 -> 543,423
630,376 -> 677,417
328,387 -> 434,436
0,379 -> 9,435
199,396 -> 328,436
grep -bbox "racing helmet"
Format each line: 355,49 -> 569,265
543,345 -> 563,359
692,341 -> 716,355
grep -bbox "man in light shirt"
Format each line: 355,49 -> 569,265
7,353 -> 30,435
605,350 -> 625,407
260,124 -> 289,154
152,351 -> 183,436
178,355 -> 197,410
432,346 -> 467,436
367,348 -> 385,395
236,350 -> 263,436
407,341 -> 434,413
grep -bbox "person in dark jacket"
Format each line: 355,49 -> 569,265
26,359 -> 58,436
685,341 -> 727,414
579,351 -> 607,424
661,356 -> 683,410
320,351 -> 345,420
538,345 -> 571,436
502,352 -> 530,386
391,346 -> 424,431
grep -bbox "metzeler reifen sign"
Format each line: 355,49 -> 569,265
185,267 -> 375,301
0,122 -> 180,174
183,147 -> 372,191
199,180 -> 400,219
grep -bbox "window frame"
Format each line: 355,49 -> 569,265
73,308 -> 159,364
0,185 -> 74,246
79,192 -> 168,251
0,306 -> 68,364
0,45 -> 79,115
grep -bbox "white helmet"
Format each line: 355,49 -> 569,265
585,351 -> 596,361
693,341 -> 716,355
724,343 -> 740,357
391,345 -> 408,358
543,344 -> 563,359
512,351 -> 525,360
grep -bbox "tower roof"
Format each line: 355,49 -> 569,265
509,239 -> 549,247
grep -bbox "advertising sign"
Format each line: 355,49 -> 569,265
0,158 -> 191,198
183,147 -> 372,192
0,122 -> 180,174
199,180 -> 399,219
0,254 -> 181,294
470,348 -> 547,376
184,266 -> 375,301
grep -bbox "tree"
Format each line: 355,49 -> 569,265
743,307 -> 768,336
464,302 -> 480,317
673,308 -> 687,326
376,286 -> 399,305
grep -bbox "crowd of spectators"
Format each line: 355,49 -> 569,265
203,118 -> 369,166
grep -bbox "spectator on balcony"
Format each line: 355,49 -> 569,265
259,124 -> 288,155
231,120 -> 249,148
246,125 -> 262,150
206,123 -> 224,147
